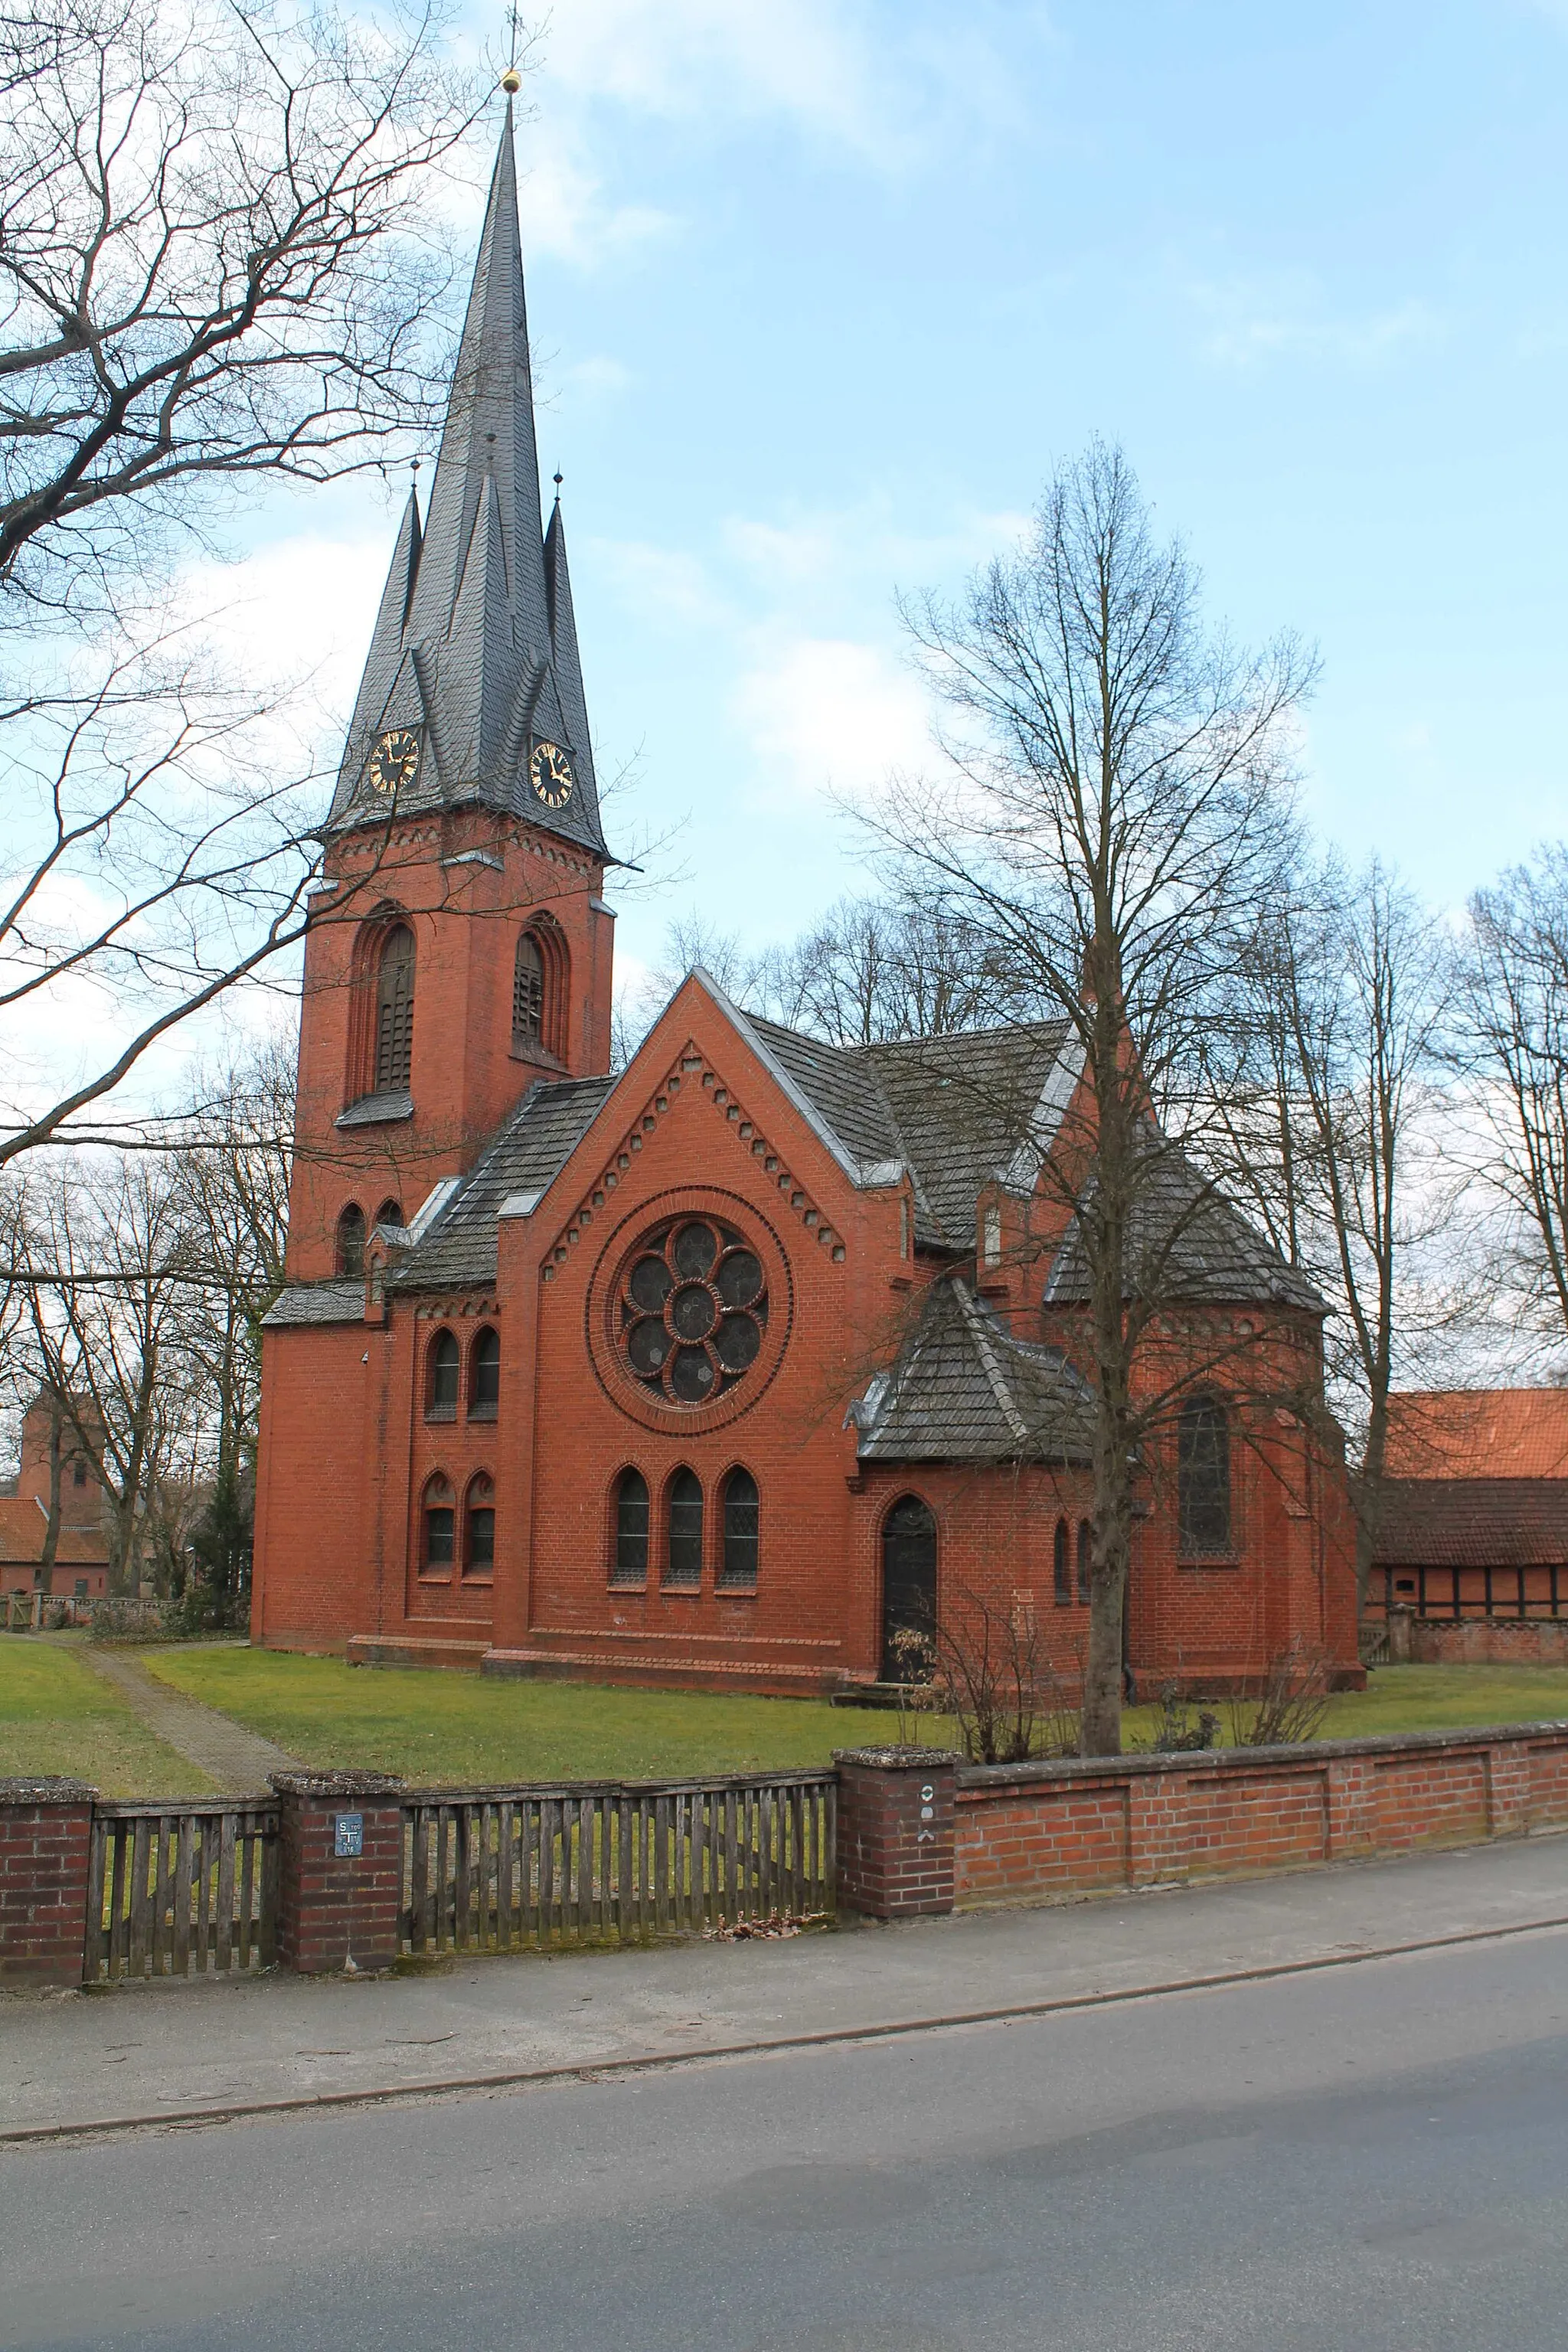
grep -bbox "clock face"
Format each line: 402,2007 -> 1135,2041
528,740 -> 575,810
367,727 -> 420,797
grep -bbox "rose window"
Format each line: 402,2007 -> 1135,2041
618,1217 -> 768,1406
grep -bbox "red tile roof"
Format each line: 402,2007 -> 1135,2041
1374,1478 -> 1568,1569
0,1500 -> 109,1567
1383,1390 -> 1568,1481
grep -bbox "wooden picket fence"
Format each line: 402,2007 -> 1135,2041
86,1798 -> 279,1981
400,1772 -> 837,1957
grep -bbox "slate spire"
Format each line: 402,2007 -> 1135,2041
327,103 -> 607,858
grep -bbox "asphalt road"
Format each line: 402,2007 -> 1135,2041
7,1926 -> 1568,2350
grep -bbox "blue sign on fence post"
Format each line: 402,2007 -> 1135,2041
334,1811 -> 364,1858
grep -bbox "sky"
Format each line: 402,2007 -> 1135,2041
98,0 -> 1568,1045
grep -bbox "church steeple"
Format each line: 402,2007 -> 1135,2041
327,103 -> 608,860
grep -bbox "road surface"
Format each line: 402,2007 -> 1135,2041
5,1919 -> 1567,2349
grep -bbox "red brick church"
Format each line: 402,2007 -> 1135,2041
252,109 -> 1360,1695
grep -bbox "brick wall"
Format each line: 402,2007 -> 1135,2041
0,1778 -> 94,1986
949,1721 -> 1568,1910
1410,1619 -> 1568,1668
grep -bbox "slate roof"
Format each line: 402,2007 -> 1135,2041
325,109 -> 608,862
740,1011 -> 1079,1251
1383,1390 -> 1568,1481
853,1278 -> 1096,1465
1374,1479 -> 1568,1569
387,1074 -> 615,1292
262,1281 -> 366,1329
1044,1127 -> 1325,1313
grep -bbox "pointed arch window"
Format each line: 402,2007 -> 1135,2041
1053,1517 -> 1071,1607
374,924 -> 415,1091
463,1474 -> 495,1579
375,1197 -> 403,1232
1178,1394 -> 1232,1557
511,920 -> 569,1060
469,1328 -> 500,1419
336,1204 -> 367,1279
664,1468 -> 703,1589
717,1468 -> 759,1591
421,1476 -> 455,1576
1077,1519 -> 1093,1606
426,1330 -> 459,1421
611,1469 -> 649,1587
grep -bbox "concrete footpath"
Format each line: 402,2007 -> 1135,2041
3,1833 -> 1566,2141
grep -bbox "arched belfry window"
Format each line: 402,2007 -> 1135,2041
512,921 -> 569,1060
374,923 -> 415,1091
1178,1394 -> 1232,1557
513,934 -> 544,1047
336,1204 -> 366,1279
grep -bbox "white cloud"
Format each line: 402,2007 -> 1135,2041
1187,274 -> 1442,372
516,118 -> 675,266
731,633 -> 930,807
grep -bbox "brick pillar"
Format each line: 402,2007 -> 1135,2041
0,1777 -> 95,1988
834,1748 -> 958,1919
272,1770 -> 406,1975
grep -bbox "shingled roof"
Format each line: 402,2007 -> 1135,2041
852,1278 -> 1096,1465
740,1010 -> 1080,1252
1043,1128 -> 1324,1313
387,1074 -> 616,1293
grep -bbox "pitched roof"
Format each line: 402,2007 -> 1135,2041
1044,1128 -> 1324,1313
325,109 -> 608,861
388,1074 -> 616,1292
738,1008 -> 1079,1250
0,1500 -> 108,1567
1374,1479 -> 1568,1569
853,1277 -> 1096,1465
261,1281 -> 366,1330
1383,1390 -> 1568,1481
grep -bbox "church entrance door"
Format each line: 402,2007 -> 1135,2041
880,1495 -> 937,1683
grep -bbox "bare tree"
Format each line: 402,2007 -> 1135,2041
1,0 -> 479,610
1459,846 -> 1568,1357
869,439 -> 1313,1754
0,0 -> 487,1166
1218,858 -> 1452,1611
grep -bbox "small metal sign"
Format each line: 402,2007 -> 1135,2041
334,1811 -> 364,1858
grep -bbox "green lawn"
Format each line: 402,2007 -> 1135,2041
139,1647 -> 1568,1792
0,1638 -> 214,1795
143,1645 -> 939,1785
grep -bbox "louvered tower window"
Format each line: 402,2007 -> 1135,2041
374,925 -> 415,1090
513,933 -> 544,1046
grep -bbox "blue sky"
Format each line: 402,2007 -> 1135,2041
249,0 -> 1568,996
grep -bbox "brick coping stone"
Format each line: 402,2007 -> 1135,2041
956,1717 -> 1568,1790
270,1769 -> 405,1800
0,1778 -> 96,1803
834,1747 -> 963,1770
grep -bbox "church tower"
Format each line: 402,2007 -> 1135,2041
284,104 -> 616,1282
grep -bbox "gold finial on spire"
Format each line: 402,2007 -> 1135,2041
500,0 -> 522,92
